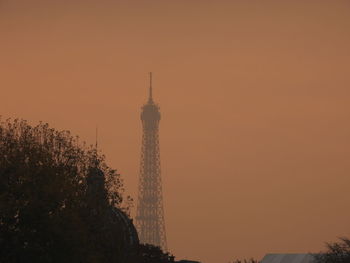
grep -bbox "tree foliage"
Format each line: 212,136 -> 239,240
138,244 -> 175,263
0,118 -> 130,262
314,237 -> 350,263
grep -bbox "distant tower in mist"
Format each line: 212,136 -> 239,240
136,73 -> 167,251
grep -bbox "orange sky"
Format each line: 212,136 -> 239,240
1,1 -> 350,262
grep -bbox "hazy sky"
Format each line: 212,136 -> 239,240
1,1 -> 350,262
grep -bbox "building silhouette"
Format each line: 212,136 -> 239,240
86,151 -> 139,263
136,73 -> 167,251
261,254 -> 315,263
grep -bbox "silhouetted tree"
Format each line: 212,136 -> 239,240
139,244 -> 175,263
314,237 -> 350,263
0,118 -> 130,263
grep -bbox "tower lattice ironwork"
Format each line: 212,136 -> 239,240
136,73 -> 167,251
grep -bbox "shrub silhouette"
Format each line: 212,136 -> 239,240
314,237 -> 350,263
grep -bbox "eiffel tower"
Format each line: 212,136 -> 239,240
135,73 -> 167,251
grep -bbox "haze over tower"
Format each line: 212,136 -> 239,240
136,73 -> 167,251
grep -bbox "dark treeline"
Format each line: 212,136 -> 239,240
1,118 -> 348,263
0,119 -> 172,263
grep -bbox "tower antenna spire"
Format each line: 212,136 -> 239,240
95,125 -> 98,150
149,72 -> 153,103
